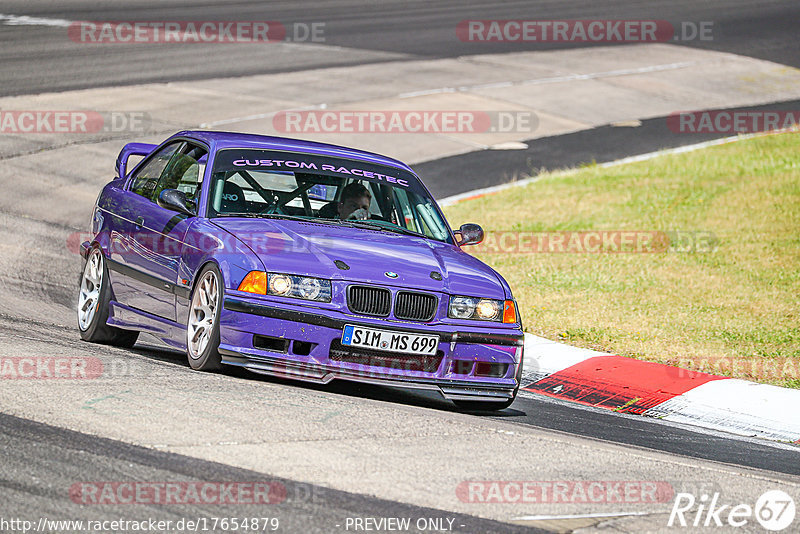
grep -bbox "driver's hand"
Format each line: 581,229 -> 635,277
347,208 -> 370,220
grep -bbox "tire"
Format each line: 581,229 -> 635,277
186,264 -> 223,371
453,348 -> 524,412
77,247 -> 139,348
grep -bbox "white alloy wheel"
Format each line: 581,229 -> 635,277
188,270 -> 219,359
78,248 -> 103,331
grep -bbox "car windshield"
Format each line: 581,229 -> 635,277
207,149 -> 452,243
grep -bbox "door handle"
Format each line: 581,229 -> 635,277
135,216 -> 145,229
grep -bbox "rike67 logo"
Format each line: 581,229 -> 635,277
668,490 -> 796,531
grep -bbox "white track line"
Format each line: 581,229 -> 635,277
399,61 -> 694,98
513,511 -> 651,521
0,13 -> 350,53
437,128 -> 798,206
0,14 -> 72,27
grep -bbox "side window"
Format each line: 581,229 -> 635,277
365,182 -> 383,216
129,143 -> 181,201
392,188 -> 421,232
153,144 -> 207,209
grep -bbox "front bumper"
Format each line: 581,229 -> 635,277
220,296 -> 524,403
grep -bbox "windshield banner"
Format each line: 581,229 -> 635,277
214,149 -> 416,189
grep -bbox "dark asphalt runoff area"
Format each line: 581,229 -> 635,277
417,99 -> 800,198
1,411 -> 536,534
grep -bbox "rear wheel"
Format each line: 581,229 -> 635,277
186,264 -> 223,371
77,247 -> 139,347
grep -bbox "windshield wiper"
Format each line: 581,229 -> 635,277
216,213 -> 433,239
216,212 -> 311,221
342,219 -> 428,238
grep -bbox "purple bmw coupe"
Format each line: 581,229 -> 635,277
77,131 -> 524,410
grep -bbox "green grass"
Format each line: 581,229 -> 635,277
444,132 -> 800,387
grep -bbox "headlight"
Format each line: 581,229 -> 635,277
448,296 -> 518,323
475,299 -> 501,320
268,273 -> 331,302
238,271 -> 331,302
448,296 -> 477,319
448,295 -> 501,321
296,277 -> 324,300
268,274 -> 292,296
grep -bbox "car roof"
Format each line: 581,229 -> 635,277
171,130 -> 416,174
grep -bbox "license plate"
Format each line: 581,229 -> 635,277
341,325 -> 439,356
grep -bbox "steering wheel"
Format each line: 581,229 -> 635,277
256,193 -> 286,215
258,204 -> 287,215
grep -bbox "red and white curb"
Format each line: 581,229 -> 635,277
438,130 -> 800,443
521,333 -> 800,443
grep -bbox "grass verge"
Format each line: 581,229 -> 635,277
444,132 -> 800,388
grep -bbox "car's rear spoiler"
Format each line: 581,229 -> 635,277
116,142 -> 157,179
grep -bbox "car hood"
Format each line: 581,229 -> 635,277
212,218 -> 509,298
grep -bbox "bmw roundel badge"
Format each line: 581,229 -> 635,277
384,271 -> 398,278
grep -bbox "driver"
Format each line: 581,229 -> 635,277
335,182 -> 372,220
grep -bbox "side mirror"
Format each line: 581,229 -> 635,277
157,189 -> 195,216
454,223 -> 484,246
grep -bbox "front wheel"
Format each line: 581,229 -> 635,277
77,247 -> 139,347
454,349 -> 524,412
186,264 -> 223,371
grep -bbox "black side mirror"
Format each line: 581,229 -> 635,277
454,223 -> 484,246
157,189 -> 195,216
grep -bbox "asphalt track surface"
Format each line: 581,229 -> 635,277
1,0 -> 800,96
2,1 -> 800,531
214,373 -> 800,478
2,412 -> 534,534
